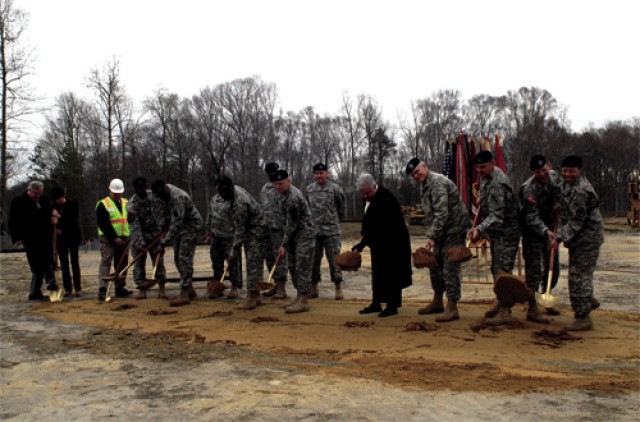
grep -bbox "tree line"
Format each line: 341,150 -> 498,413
1,1 -> 638,244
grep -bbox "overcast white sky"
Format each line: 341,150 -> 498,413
17,0 -> 640,133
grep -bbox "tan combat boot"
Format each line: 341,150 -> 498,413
157,281 -> 167,299
565,315 -> 593,331
435,300 -> 459,322
526,301 -> 550,324
273,281 -> 288,300
227,286 -> 239,299
334,282 -> 344,301
285,293 -> 310,314
236,290 -> 261,310
309,283 -> 320,299
418,293 -> 444,315
188,284 -> 198,300
136,288 -> 147,300
484,305 -> 513,326
169,288 -> 191,307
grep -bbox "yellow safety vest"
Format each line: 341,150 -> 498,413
96,197 -> 130,237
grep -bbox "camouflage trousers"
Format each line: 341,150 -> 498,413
209,237 -> 241,288
568,243 -> 600,318
262,228 -> 288,282
239,231 -> 267,292
172,230 -> 198,289
490,230 -> 520,279
288,235 -> 315,295
522,232 -> 559,293
98,236 -> 129,289
131,240 -> 166,286
428,232 -> 466,302
312,234 -> 343,284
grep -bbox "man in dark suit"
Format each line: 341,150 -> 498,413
8,180 -> 59,300
51,187 -> 83,297
352,173 -> 412,317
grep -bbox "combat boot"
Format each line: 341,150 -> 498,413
273,281 -> 288,299
591,297 -> 600,310
526,301 -> 550,324
169,288 -> 191,307
565,315 -> 593,331
236,290 -> 261,310
334,282 -> 344,300
262,284 -> 278,297
435,300 -> 459,322
309,283 -> 320,299
157,281 -> 168,299
227,286 -> 239,299
136,289 -> 148,300
418,293 -> 444,315
188,284 -> 198,299
484,305 -> 513,326
285,293 -> 310,314
484,301 -> 501,318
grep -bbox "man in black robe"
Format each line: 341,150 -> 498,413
352,173 -> 412,317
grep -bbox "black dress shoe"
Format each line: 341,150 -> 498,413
28,292 -> 45,301
115,288 -> 133,297
359,303 -> 382,314
378,307 -> 398,317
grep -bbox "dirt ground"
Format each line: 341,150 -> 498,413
1,219 -> 639,420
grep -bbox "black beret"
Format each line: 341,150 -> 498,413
473,151 -> 494,165
529,154 -> 547,171
265,162 -> 279,173
217,176 -> 234,192
313,162 -> 327,172
272,169 -> 289,181
561,155 -> 582,168
405,158 -> 421,175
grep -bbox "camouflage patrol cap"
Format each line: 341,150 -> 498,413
313,162 -> 327,172
405,157 -> 421,175
473,151 -> 494,165
561,155 -> 582,168
272,169 -> 289,181
529,154 -> 547,170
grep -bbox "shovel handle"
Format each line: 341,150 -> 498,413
267,255 -> 281,284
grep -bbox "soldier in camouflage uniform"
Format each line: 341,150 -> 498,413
273,169 -> 316,313
406,158 -> 472,322
216,177 -> 267,310
553,156 -> 604,331
127,177 -> 167,299
518,155 -> 563,321
204,188 -> 241,299
260,162 -> 289,299
467,151 -> 521,321
152,180 -> 203,306
305,162 -> 346,300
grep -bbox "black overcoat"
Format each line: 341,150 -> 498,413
8,193 -> 54,272
360,186 -> 412,302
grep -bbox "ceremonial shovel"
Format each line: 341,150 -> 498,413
257,255 -> 280,291
49,224 -> 65,303
536,217 -> 560,308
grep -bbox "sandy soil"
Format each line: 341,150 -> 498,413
1,219 -> 639,420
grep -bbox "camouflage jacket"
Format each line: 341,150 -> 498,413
127,191 -> 166,247
162,184 -> 203,244
477,167 -> 520,239
281,184 -> 316,248
420,171 -> 472,241
559,176 -> 604,248
519,171 -> 561,238
228,185 -> 265,256
260,182 -> 285,230
205,193 -> 234,238
305,180 -> 345,237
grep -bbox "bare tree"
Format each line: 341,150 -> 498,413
0,0 -> 37,220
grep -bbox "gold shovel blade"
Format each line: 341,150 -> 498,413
49,288 -> 65,303
535,291 -> 559,308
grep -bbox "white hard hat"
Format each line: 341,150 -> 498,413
109,178 -> 125,193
